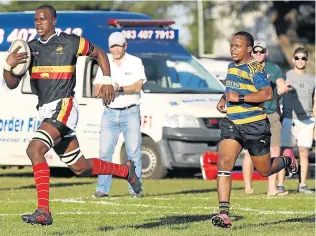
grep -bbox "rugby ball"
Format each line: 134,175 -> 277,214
8,39 -> 31,76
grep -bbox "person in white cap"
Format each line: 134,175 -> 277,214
93,31 -> 147,198
242,39 -> 292,196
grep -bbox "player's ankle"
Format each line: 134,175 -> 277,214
219,210 -> 229,215
37,207 -> 50,214
219,201 -> 230,216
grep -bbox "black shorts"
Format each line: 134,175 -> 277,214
220,118 -> 271,156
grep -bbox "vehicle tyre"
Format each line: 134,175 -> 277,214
120,136 -> 167,179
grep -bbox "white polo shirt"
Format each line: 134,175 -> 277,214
95,52 -> 147,108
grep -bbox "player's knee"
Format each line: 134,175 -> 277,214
257,170 -> 270,177
72,167 -> 92,177
217,156 -> 230,170
70,159 -> 93,177
26,142 -> 48,160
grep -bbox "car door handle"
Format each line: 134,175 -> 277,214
79,103 -> 87,106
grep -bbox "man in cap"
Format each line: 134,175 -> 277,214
242,39 -> 292,196
93,32 -> 147,198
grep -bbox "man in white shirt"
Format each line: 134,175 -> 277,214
93,32 -> 147,198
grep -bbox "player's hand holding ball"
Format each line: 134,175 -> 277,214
6,46 -> 28,67
4,39 -> 31,76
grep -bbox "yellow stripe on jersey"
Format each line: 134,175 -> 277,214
32,66 -> 75,73
248,60 -> 265,75
227,68 -> 251,81
76,37 -> 85,56
57,98 -> 70,122
232,114 -> 267,124
227,106 -> 263,114
238,83 -> 258,92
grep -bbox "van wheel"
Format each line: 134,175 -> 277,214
120,136 -> 167,179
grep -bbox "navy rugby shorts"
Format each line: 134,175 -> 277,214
220,117 -> 271,156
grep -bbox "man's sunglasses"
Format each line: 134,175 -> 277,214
294,56 -> 308,61
252,50 -> 266,54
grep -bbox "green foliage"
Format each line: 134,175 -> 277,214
0,1 -> 115,12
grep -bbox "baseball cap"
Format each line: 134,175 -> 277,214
108,32 -> 126,47
253,39 -> 267,50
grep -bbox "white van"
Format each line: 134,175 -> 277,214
0,11 -> 225,179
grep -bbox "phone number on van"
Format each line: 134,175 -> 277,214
0,28 -> 83,44
122,29 -> 175,40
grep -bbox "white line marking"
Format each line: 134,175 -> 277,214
0,198 -> 313,216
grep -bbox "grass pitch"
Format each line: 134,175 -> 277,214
0,167 -> 315,236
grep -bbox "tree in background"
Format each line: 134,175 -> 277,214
1,1 -> 314,57
273,1 -> 315,44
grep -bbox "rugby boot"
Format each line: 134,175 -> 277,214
211,213 -> 232,228
125,160 -> 141,194
22,209 -> 53,226
283,149 -> 298,174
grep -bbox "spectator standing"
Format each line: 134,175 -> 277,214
242,39 -> 292,196
280,47 -> 315,194
93,32 -> 147,198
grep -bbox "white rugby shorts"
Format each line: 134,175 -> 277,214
38,97 -> 79,135
281,117 -> 315,149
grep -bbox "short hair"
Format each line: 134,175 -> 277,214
293,47 -> 308,58
36,5 -> 57,19
234,31 -> 254,47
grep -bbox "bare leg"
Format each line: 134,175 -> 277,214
22,122 -> 62,225
251,151 -> 291,178
242,150 -> 254,194
267,146 -> 284,195
54,137 -> 141,195
217,139 -> 242,213
277,168 -> 286,186
298,147 -> 309,187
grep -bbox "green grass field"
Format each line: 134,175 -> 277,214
0,167 -> 315,236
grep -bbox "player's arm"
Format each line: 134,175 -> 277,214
3,46 -> 27,89
226,86 -> 272,103
226,70 -> 272,103
242,86 -> 272,102
89,46 -> 111,79
76,36 -> 114,105
91,47 -> 114,104
90,46 -> 112,99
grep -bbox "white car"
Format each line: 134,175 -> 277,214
198,57 -> 231,82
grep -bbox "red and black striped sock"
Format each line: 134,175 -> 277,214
91,158 -> 128,178
33,162 -> 50,213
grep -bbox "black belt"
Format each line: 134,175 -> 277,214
106,104 -> 137,110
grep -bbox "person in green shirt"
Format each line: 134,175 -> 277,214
242,39 -> 292,196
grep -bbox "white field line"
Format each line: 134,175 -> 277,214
1,195 -> 314,202
0,198 -> 314,216
0,210 -> 194,217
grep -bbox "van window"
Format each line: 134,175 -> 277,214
138,54 -> 225,94
83,54 -> 225,98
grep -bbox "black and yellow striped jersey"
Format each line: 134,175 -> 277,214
28,32 -> 94,108
225,59 -> 271,125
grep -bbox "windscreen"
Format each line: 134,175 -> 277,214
136,54 -> 225,94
